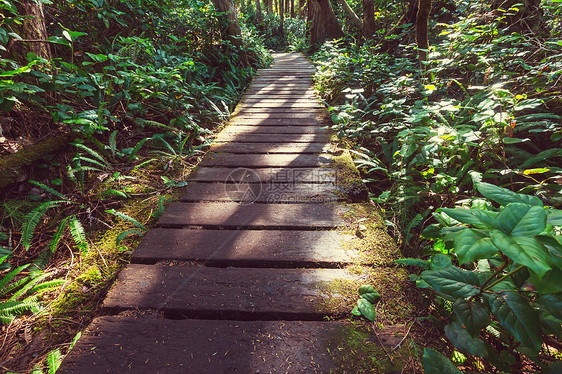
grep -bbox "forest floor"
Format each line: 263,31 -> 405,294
56,52 -> 434,373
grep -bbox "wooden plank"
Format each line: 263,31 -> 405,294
179,182 -> 341,204
103,264 -> 355,317
214,133 -> 331,143
190,167 -> 337,183
199,153 -> 332,167
209,142 -> 331,154
60,317 -> 397,374
223,125 -> 328,134
133,228 -> 357,265
157,202 -> 348,228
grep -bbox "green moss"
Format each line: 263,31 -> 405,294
326,323 -> 409,373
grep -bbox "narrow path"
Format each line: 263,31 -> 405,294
59,53 -> 399,373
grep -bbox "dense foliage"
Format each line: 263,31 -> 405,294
312,0 -> 562,371
0,0 -> 270,371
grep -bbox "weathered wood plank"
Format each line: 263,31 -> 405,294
209,142 -> 331,153
190,167 -> 337,183
60,317 -> 398,374
133,228 -> 357,265
103,264 -> 355,317
199,153 -> 333,167
179,182 -> 341,203
157,202 -> 348,228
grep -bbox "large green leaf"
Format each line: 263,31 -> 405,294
535,235 -> 562,269
476,182 -> 543,207
357,299 -> 376,322
490,231 -> 551,278
546,209 -> 562,226
489,292 -> 542,355
530,267 -> 562,294
430,253 -> 452,270
358,285 -> 381,304
440,208 -> 497,228
423,348 -> 462,374
444,322 -> 488,357
453,229 -> 497,264
453,299 -> 490,337
536,293 -> 562,320
496,203 -> 547,237
421,266 -> 480,300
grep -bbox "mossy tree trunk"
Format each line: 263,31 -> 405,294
12,0 -> 51,63
307,0 -> 344,47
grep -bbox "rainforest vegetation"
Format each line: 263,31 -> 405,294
0,0 -> 561,372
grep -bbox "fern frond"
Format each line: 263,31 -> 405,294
28,180 -> 70,202
9,272 -> 51,301
21,200 -> 67,250
0,264 -> 30,296
106,209 -> 146,231
0,299 -> 43,318
69,331 -> 82,351
394,258 -> 430,269
109,130 -> 118,159
73,143 -> 110,168
116,229 -> 144,245
72,156 -> 111,170
28,279 -> 65,295
0,276 -> 31,298
134,118 -> 176,132
126,137 -> 149,164
47,348 -> 63,374
50,216 -> 71,253
69,216 -> 88,254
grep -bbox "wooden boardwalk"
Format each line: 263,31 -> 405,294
59,53 -> 398,373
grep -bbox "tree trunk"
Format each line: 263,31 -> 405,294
211,0 -> 247,64
307,0 -> 344,47
267,0 -> 273,13
337,0 -> 363,29
416,0 -> 431,64
291,0 -> 295,17
256,0 -> 263,23
362,0 -> 376,39
299,0 -> 306,17
12,0 -> 51,63
280,0 -> 285,34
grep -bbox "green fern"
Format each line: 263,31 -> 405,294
47,347 -> 63,374
69,216 -> 88,254
134,118 -> 176,132
21,200 -> 68,250
116,229 -> 145,245
29,279 -> 65,294
108,129 -> 118,160
0,299 -> 44,323
9,272 -> 51,301
73,142 -> 111,169
106,209 -> 147,231
126,137 -> 149,164
28,180 -> 71,202
394,258 -> 430,269
0,264 -> 30,296
50,216 -> 71,253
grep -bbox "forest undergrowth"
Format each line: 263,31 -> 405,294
0,0 -> 270,372
311,0 -> 562,372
